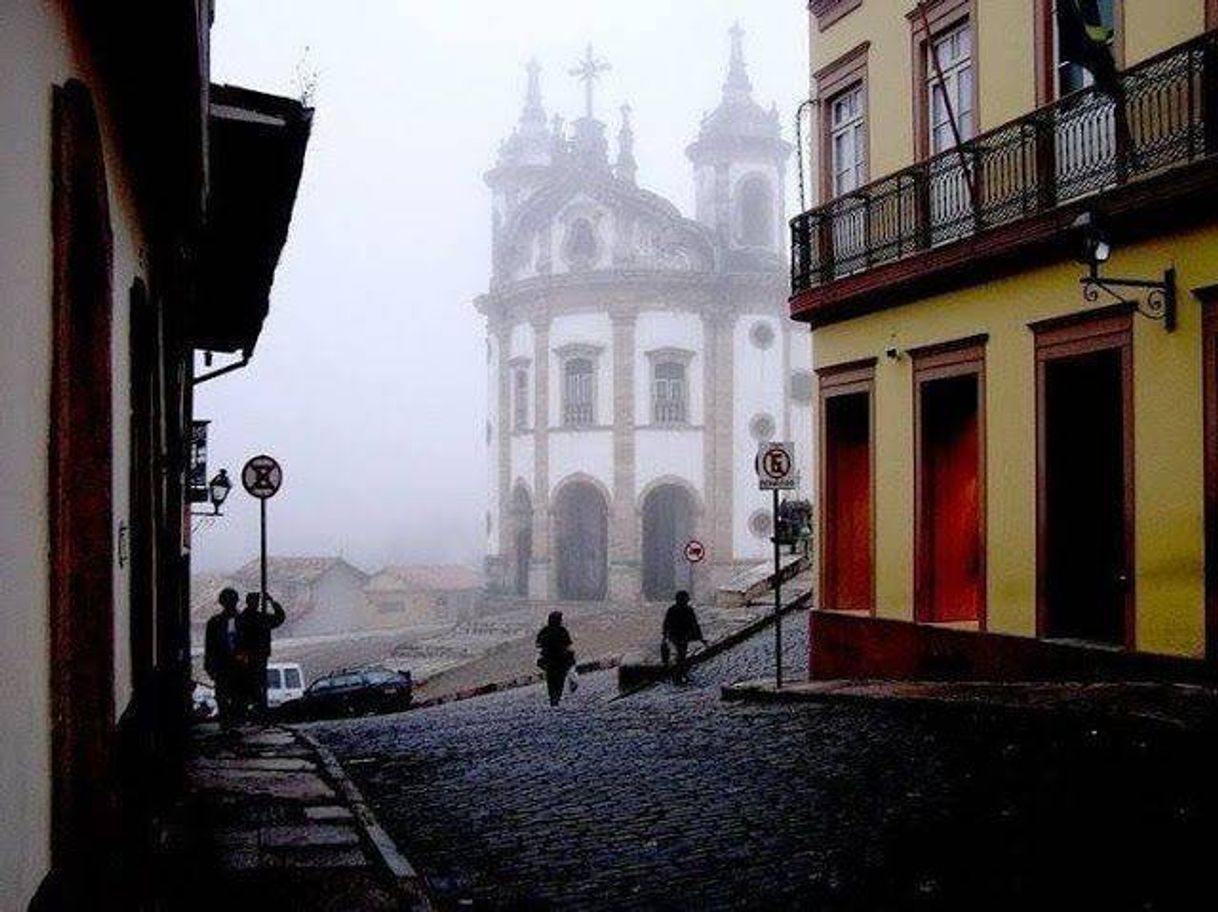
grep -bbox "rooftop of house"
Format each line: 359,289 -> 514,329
231,556 -> 370,585
366,565 -> 483,593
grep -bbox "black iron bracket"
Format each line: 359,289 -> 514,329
1081,265 -> 1176,332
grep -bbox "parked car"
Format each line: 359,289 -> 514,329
265,662 -> 305,707
279,666 -> 413,721
192,682 -> 217,720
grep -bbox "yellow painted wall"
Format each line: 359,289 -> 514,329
1124,0 -> 1206,65
811,224 -> 1218,658
807,1 -> 1210,205
0,2 -> 147,905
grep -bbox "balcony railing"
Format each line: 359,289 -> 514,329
791,32 -> 1218,296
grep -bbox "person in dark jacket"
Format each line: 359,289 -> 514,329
535,611 -> 575,707
662,590 -> 706,684
236,591 -> 286,714
204,588 -> 242,723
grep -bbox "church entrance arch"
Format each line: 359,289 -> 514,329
641,482 -> 696,601
554,479 -> 608,601
510,484 -> 533,597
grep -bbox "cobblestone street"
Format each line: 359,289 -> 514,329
310,613 -> 1216,910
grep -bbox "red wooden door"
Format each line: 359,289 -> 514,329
921,375 -> 982,623
824,392 -> 872,611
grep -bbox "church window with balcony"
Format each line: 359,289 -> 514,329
562,357 -> 595,427
652,361 -> 688,425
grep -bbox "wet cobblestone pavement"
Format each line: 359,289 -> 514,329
310,613 -> 1216,910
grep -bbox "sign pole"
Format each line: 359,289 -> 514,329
773,487 -> 783,690
242,454 -> 283,613
260,496 -> 268,612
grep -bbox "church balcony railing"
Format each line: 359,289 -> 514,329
563,402 -> 595,428
652,398 -> 688,426
790,31 -> 1218,325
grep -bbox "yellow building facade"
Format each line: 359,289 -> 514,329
794,0 -> 1218,676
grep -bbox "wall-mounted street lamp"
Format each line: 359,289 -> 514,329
192,469 -> 232,517
1073,211 -> 1176,331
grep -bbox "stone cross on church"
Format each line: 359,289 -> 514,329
569,44 -> 611,119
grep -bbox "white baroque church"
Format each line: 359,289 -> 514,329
477,29 -> 813,603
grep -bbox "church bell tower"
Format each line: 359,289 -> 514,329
687,24 -> 791,263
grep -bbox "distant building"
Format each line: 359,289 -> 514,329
230,557 -> 371,637
478,29 -> 812,604
366,565 -> 483,624
0,2 -> 310,905
192,559 -> 484,641
792,1 -> 1218,678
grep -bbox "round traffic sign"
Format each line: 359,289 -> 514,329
760,445 -> 793,482
241,454 -> 283,499
683,539 -> 706,564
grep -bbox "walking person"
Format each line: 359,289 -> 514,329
235,591 -> 286,716
203,588 -> 242,724
535,611 -> 575,707
662,590 -> 706,684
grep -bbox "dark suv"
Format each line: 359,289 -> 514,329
280,665 -> 413,720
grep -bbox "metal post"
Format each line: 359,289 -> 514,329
773,488 -> 783,689
260,497 -> 268,611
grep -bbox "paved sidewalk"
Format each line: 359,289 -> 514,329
723,678 -> 1218,730
158,723 -> 429,910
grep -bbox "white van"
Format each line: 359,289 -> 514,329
266,662 -> 305,707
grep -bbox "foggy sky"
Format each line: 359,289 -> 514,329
195,0 -> 807,575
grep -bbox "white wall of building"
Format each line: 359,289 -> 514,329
636,430 -> 703,498
732,313 -> 787,560
486,334 -> 500,554
548,429 -> 614,497
0,4 -> 146,904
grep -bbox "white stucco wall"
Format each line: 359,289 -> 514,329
0,3 -> 146,904
549,311 -> 613,427
636,431 -> 704,498
634,311 -> 704,425
733,313 -> 788,559
548,429 -> 614,497
486,334 -> 500,553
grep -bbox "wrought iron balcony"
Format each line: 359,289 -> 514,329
790,32 -> 1218,310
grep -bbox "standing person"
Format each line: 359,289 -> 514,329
535,611 -> 575,707
662,590 -> 707,684
204,588 -> 242,724
236,591 -> 286,715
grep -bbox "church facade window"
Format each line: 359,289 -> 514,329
555,343 -> 603,429
750,412 -> 776,442
737,176 -> 773,248
563,217 -> 600,270
646,348 -> 695,426
563,359 -> 594,426
511,361 -> 530,431
749,320 -> 775,350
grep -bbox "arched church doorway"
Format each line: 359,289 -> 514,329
641,483 -> 696,601
554,480 -> 608,601
510,485 -> 532,597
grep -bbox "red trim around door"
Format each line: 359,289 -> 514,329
1031,305 -> 1135,649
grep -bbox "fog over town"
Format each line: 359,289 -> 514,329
195,0 -> 807,574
